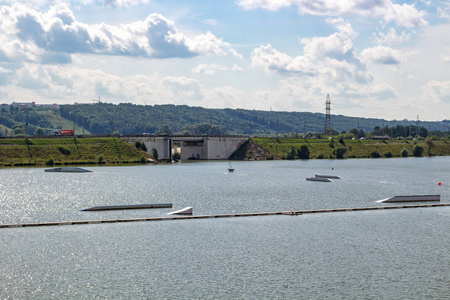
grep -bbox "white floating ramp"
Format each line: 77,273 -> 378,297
306,177 -> 333,182
315,174 -> 342,179
377,195 -> 440,203
167,206 -> 193,215
80,203 -> 172,211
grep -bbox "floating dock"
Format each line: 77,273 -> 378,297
1,203 -> 449,229
315,174 -> 342,179
45,167 -> 92,173
80,203 -> 172,211
306,177 -> 333,182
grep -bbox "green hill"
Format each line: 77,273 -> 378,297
1,103 -> 449,137
242,138 -> 450,160
0,137 -> 150,167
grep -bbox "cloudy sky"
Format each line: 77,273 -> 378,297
0,0 -> 449,121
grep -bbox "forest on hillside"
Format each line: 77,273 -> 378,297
1,103 -> 449,138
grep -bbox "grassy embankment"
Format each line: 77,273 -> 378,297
250,137 -> 450,159
0,137 -> 150,167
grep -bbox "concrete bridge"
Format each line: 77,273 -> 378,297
120,135 -> 248,160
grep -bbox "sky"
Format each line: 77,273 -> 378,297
0,1 -> 449,121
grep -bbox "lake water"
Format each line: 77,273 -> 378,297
1,157 -> 449,299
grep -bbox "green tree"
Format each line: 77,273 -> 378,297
135,141 -> 142,149
151,148 -> 158,159
34,127 -> 44,136
412,144 -> 424,157
297,145 -> 310,159
286,148 -> 296,160
370,150 -> 381,158
384,152 -> 393,158
155,125 -> 173,135
57,146 -> 71,156
334,147 -> 347,159
328,139 -> 335,148
401,149 -> 409,157
140,142 -> 147,152
181,123 -> 222,135
12,124 -> 25,136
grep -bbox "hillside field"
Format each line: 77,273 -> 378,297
248,138 -> 450,160
0,137 -> 150,167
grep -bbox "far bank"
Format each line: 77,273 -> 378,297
232,137 -> 450,160
2,136 -> 450,167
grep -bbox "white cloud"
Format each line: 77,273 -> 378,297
373,28 -> 411,45
203,19 -> 218,26
251,18 -> 370,85
232,64 -> 243,72
102,0 -> 151,7
361,45 -> 402,65
251,44 -> 316,75
159,76 -> 204,101
237,0 -> 427,28
0,3 -> 240,63
191,64 -> 227,75
384,3 -> 427,28
436,1 -> 450,20
422,80 -> 450,103
0,66 -> 13,86
301,18 -> 356,61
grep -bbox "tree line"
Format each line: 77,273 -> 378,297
1,103 -> 449,138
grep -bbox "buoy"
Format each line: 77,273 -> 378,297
438,182 -> 441,186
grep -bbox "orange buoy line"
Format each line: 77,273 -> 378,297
0,203 -> 449,229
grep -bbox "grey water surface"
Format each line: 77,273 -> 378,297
1,157 -> 449,299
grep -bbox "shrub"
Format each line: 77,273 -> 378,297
413,144 -> 424,157
45,158 -> 54,166
286,148 -> 296,160
140,143 -> 147,152
151,148 -> 158,159
370,150 -> 381,158
139,155 -> 147,163
97,154 -> 104,164
135,141 -> 142,149
316,152 -> 325,159
297,145 -> 310,159
328,139 -> 335,148
57,146 -> 71,156
338,138 -> 345,146
384,152 -> 393,158
401,149 -> 409,157
334,147 -> 347,159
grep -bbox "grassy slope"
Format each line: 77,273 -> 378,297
0,137 -> 148,166
252,138 -> 450,159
